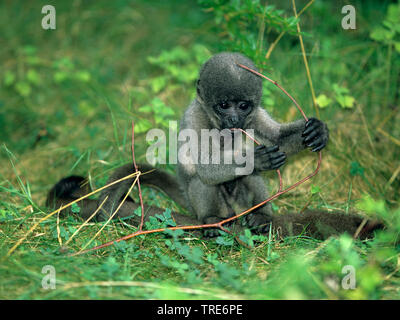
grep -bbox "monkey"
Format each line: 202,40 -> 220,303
47,52 -> 382,240
175,52 -> 328,235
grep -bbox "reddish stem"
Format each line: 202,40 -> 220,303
237,63 -> 309,121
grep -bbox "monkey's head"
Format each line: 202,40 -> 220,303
196,52 -> 262,129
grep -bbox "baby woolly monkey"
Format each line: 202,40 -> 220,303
48,52 -> 381,239
175,52 -> 328,234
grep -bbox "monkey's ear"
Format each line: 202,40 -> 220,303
196,79 -> 202,98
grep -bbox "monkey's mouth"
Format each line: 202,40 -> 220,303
221,120 -> 245,130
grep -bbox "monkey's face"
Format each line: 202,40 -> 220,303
213,100 -> 254,129
197,52 -> 262,129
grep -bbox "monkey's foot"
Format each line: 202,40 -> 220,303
202,216 -> 233,238
245,213 -> 271,234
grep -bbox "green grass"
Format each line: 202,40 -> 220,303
0,0 -> 399,299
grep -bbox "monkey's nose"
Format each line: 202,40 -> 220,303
231,115 -> 239,126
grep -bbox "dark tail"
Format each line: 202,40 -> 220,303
46,163 -> 197,225
46,175 -> 105,220
271,210 -> 383,240
105,163 -> 186,209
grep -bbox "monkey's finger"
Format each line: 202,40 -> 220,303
304,130 -> 320,144
255,145 -> 266,151
270,155 -> 286,166
302,122 -> 320,137
271,160 -> 286,169
268,150 -> 284,159
271,153 -> 286,163
311,143 -> 326,152
271,157 -> 286,169
307,137 -> 323,149
264,145 -> 279,153
255,145 -> 268,155
305,117 -> 318,128
255,150 -> 269,158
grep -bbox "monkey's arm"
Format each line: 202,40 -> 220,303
252,108 -> 328,156
190,144 -> 251,185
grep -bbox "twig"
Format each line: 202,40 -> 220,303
265,0 -> 315,60
77,176 -> 139,253
64,195 -> 109,246
131,121 -> 145,231
237,63 -> 308,121
377,127 -> 400,147
292,0 -> 319,119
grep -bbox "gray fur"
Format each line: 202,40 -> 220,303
177,52 -> 328,232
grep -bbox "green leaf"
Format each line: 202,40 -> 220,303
54,71 -> 69,83
71,202 -> 81,214
355,195 -> 386,216
134,118 -> 153,133
216,234 -> 234,246
22,45 -> 37,56
370,27 -> 394,42
101,257 -> 120,277
350,161 -> 364,177
386,4 -> 400,24
394,41 -> 400,53
78,100 -> 95,117
310,184 -> 321,195
138,105 -> 153,113
26,69 -> 41,85
53,57 -> 74,70
150,76 -> 167,93
4,71 -> 15,86
316,94 -> 332,108
336,95 -> 355,109
74,70 -> 91,82
15,81 -> 31,97
26,56 -> 41,65
332,83 -> 349,95
133,207 -> 142,217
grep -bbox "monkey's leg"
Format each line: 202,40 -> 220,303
241,174 -> 273,233
187,177 -> 234,237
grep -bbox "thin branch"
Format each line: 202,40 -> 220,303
237,63 -> 308,121
292,0 -> 320,118
131,121 -> 145,231
265,0 -> 315,60
78,176 -> 139,253
65,195 -> 109,246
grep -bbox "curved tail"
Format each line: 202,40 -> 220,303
103,163 -> 186,209
271,210 -> 383,240
46,163 -> 194,224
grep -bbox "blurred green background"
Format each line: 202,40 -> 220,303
0,0 -> 399,299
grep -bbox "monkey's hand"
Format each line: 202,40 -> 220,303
302,117 -> 329,152
254,145 -> 286,171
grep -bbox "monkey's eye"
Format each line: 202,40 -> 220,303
218,102 -> 229,110
238,102 -> 251,111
